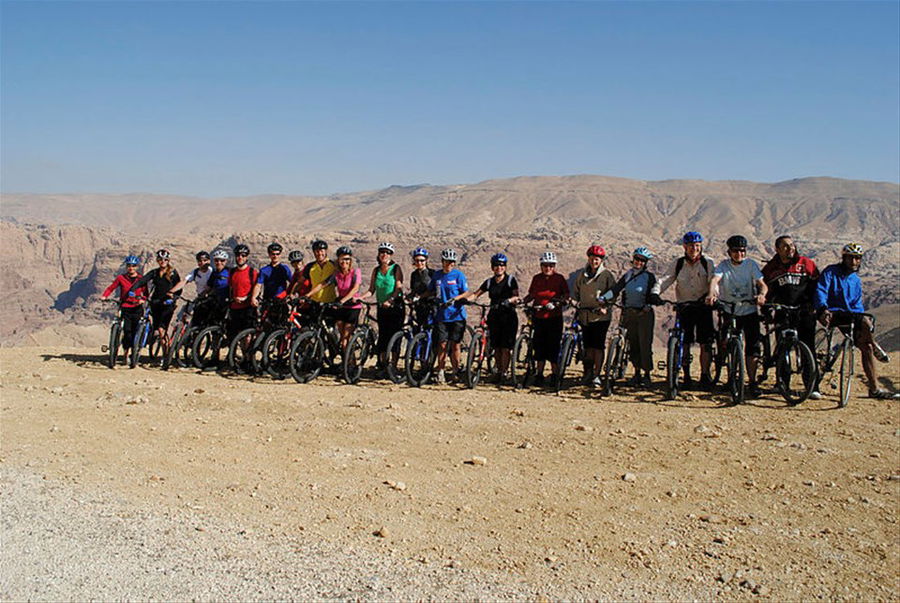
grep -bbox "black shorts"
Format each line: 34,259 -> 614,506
150,300 -> 176,331
734,314 -> 762,357
582,320 -> 611,350
227,307 -> 256,340
533,316 -> 563,362
436,320 -> 466,344
679,305 -> 714,345
487,309 -> 517,349
377,305 -> 405,353
333,307 -> 361,325
832,313 -> 875,348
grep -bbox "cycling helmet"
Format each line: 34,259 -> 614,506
196,250 -> 210,261
211,249 -> 229,261
633,246 -> 653,260
441,248 -> 458,262
233,243 -> 250,256
841,243 -> 863,256
540,251 -> 558,264
288,250 -> 304,263
124,255 -> 141,266
336,245 -> 353,257
682,231 -> 703,244
586,245 -> 606,258
156,249 -> 170,260
726,235 -> 748,250
411,247 -> 429,259
491,253 -> 508,266
311,239 -> 328,251
377,242 -> 395,254
267,242 -> 283,254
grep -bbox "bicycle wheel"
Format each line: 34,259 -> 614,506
176,327 -> 199,368
776,340 -> 817,405
464,333 -> 485,389
343,328 -> 372,384
709,334 -> 725,386
727,337 -> 745,404
385,330 -> 410,384
289,331 -> 323,383
665,335 -> 680,400
838,337 -> 854,408
162,326 -> 184,371
248,331 -> 269,375
107,321 -> 122,369
262,328 -> 289,379
511,332 -> 534,389
129,320 -> 149,369
406,332 -> 435,387
603,334 -> 624,396
192,325 -> 224,370
556,334 -> 575,393
228,327 -> 258,374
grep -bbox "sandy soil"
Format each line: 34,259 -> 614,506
2,347 -> 898,600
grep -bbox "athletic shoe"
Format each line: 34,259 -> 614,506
808,390 -> 823,400
434,370 -> 446,385
698,375 -> 713,391
533,374 -> 545,387
628,374 -> 642,387
548,375 -> 558,388
746,383 -> 762,399
682,374 -> 694,390
592,375 -> 604,388
869,389 -> 900,400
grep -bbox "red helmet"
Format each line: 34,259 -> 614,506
587,245 -> 606,258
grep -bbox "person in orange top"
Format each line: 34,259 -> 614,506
522,251 -> 569,387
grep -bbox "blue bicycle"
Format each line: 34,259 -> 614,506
555,308 -> 583,393
385,297 -> 436,384
405,301 -> 443,387
129,302 -> 162,368
661,300 -> 707,400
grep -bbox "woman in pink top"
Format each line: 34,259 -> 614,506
330,245 -> 363,351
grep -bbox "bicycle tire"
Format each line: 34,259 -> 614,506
108,321 -> 121,369
228,327 -> 258,374
176,327 -> 199,368
727,337 -> 745,404
464,334 -> 485,389
162,325 -> 184,371
709,334 -> 725,386
512,333 -> 534,389
343,328 -> 371,385
192,325 -> 224,370
776,339 -> 817,405
556,334 -> 575,393
248,331 -> 269,375
385,330 -> 410,384
129,319 -> 149,369
406,332 -> 435,388
262,328 -> 289,379
665,335 -> 680,400
603,334 -> 624,396
289,330 -> 323,384
838,336 -> 853,408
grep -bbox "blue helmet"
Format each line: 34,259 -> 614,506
682,231 -> 703,244
491,253 -> 508,266
633,246 -> 653,260
124,255 -> 140,266
411,247 -> 429,259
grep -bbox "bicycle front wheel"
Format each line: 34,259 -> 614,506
262,328 -> 289,380
776,339 -> 817,405
289,331 -> 323,384
727,337 -> 745,404
603,334 -> 624,396
665,335 -> 680,401
511,332 -> 534,389
108,321 -> 122,369
192,326 -> 224,370
406,332 -> 435,388
838,336 -> 854,408
385,330 -> 410,384
343,328 -> 371,385
129,319 -> 149,369
464,333 -> 485,389
228,328 -> 258,374
556,334 -> 575,393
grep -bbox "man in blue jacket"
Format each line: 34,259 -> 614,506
815,244 -> 896,399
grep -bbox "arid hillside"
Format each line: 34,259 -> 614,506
1,175 -> 898,346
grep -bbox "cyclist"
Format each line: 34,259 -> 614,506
706,235 -> 768,398
465,253 -> 521,383
101,255 -> 147,356
362,242 -> 405,372
656,232 -> 715,390
815,243 -> 896,399
330,246 -> 363,351
227,244 -> 258,341
428,248 -> 469,384
128,249 -> 182,353
204,249 -> 231,323
408,247 -> 435,328
572,245 -> 616,387
170,250 -> 214,328
302,239 -> 338,305
762,235 -> 822,398
287,249 -> 311,299
600,247 -> 661,388
523,251 -> 570,387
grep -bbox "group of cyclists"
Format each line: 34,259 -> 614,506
101,232 -> 898,400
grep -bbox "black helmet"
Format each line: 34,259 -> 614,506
288,250 -> 304,263
336,245 -> 353,257
234,244 -> 250,256
311,239 -> 328,251
156,248 -> 170,260
726,235 -> 748,250
267,242 -> 283,254
196,250 -> 210,261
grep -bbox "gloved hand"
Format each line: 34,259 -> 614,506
128,291 -> 136,298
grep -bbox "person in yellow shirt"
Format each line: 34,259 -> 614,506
303,239 -> 338,303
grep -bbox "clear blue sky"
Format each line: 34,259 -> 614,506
2,1 -> 898,196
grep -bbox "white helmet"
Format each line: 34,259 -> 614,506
377,242 -> 395,254
540,251 -> 557,264
441,248 -> 458,262
211,249 -> 229,261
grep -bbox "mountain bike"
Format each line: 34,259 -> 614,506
602,303 -> 629,396
511,305 -> 538,389
555,307 -> 585,393
385,297 -> 426,384
462,301 -> 495,389
816,311 -> 875,408
343,301 -> 379,384
405,302 -> 442,388
191,308 -> 231,370
288,300 -> 343,383
228,298 -> 289,375
129,302 -> 162,369
162,297 -> 196,370
101,298 -> 135,368
714,299 -> 757,405
260,298 -> 312,380
660,300 -> 706,400
759,303 -> 818,405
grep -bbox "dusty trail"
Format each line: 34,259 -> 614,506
1,347 -> 898,600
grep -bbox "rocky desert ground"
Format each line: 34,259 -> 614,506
1,345 -> 898,600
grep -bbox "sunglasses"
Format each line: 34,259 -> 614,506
236,252 -> 249,257
213,258 -> 227,262
729,248 -> 747,253
491,263 -> 506,268
126,263 -> 138,267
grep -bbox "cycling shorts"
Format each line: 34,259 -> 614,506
487,309 -> 518,349
733,314 -> 762,357
533,315 -> 564,362
436,320 -> 466,344
333,307 -> 360,325
582,320 -> 610,350
679,305 -> 714,345
150,300 -> 176,332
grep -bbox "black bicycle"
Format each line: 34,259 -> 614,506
288,300 -> 343,383
384,297 -> 434,384
661,300 -> 707,400
713,299 -> 757,405
601,303 -> 629,397
343,301 -> 379,384
816,311 -> 875,407
759,303 -> 818,405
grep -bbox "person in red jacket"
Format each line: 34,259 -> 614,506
101,255 -> 147,353
522,251 -> 570,387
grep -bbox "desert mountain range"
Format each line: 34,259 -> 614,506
1,175 -> 898,347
